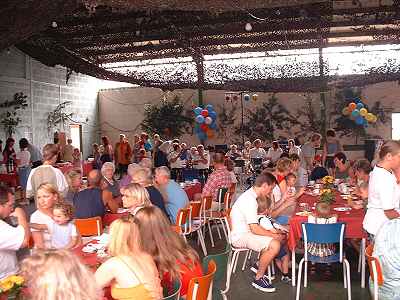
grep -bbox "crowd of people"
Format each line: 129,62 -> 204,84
0,129 -> 400,299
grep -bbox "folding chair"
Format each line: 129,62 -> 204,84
75,216 -> 103,237
162,280 -> 181,300
296,223 -> 351,300
187,260 -> 217,300
365,244 -> 384,300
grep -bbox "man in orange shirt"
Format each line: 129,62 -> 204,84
114,134 -> 132,176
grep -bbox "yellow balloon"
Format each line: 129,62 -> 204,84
371,115 -> 378,123
359,108 -> 368,117
252,94 -> 258,101
366,113 -> 374,122
342,107 -> 350,116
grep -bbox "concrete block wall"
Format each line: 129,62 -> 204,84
0,48 -> 101,158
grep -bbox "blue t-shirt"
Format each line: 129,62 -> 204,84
165,180 -> 189,224
73,188 -> 105,219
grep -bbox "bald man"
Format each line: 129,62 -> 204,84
73,170 -> 118,219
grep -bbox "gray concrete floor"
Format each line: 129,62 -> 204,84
190,230 -> 371,300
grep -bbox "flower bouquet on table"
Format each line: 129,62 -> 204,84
0,275 -> 24,300
319,176 -> 336,205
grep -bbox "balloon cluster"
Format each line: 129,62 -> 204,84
193,104 -> 217,140
342,98 -> 378,127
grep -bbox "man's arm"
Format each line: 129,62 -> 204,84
11,207 -> 30,248
384,209 -> 400,219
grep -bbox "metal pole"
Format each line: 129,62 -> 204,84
241,92 -> 244,147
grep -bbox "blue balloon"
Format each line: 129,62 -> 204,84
355,116 -> 364,125
194,107 -> 202,116
354,98 -> 361,103
197,131 -> 207,140
194,125 -> 201,134
210,122 -> 217,129
244,94 -> 251,101
351,109 -> 360,117
356,102 -> 364,110
195,115 -> 205,124
205,104 -> 214,111
209,111 -> 217,120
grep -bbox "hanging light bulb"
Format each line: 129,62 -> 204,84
245,23 -> 252,32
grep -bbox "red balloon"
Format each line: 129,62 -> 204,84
200,124 -> 208,132
201,109 -> 209,117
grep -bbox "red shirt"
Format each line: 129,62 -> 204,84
162,260 -> 203,296
202,166 -> 233,201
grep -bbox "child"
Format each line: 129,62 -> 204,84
30,201 -> 81,249
307,202 -> 337,276
257,196 -> 291,283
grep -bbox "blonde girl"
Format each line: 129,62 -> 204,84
21,249 -> 100,300
120,183 -> 152,215
95,217 -> 162,300
30,183 -> 61,249
134,206 -> 202,297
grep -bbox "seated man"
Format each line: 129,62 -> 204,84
249,139 -> 268,164
202,152 -> 233,210
0,187 -> 29,279
154,166 -> 189,224
231,172 -> 284,292
333,152 -> 352,180
73,170 -> 118,219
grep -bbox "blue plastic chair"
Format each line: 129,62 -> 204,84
295,222 -> 351,300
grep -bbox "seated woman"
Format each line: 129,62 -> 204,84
120,163 -> 140,189
101,162 -> 121,201
21,249 -> 101,300
333,152 -> 352,180
134,206 -> 203,298
95,217 -> 162,300
120,183 -> 152,215
352,158 -> 371,185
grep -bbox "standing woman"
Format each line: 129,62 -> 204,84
363,140 -> 400,239
3,137 -> 16,171
95,217 -> 162,300
100,136 -> 113,165
288,139 -> 301,156
135,206 -> 203,298
322,129 -> 343,175
16,138 -> 31,202
30,183 -> 60,249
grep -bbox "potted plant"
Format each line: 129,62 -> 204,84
0,275 -> 24,300
0,93 -> 28,138
319,176 -> 336,207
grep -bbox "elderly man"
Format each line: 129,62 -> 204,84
202,152 -> 233,210
73,170 -> 118,219
0,187 -> 29,279
193,144 -> 210,182
26,144 -> 68,201
114,134 -> 132,176
154,166 -> 189,223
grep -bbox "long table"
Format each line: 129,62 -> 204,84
288,192 -> 367,288
57,161 -> 93,176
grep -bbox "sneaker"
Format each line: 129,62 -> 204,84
252,277 -> 276,293
281,275 -> 292,284
250,263 -> 275,280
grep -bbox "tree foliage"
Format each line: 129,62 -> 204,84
0,92 -> 28,137
216,103 -> 236,143
47,101 -> 74,133
235,94 -> 298,142
141,95 -> 193,138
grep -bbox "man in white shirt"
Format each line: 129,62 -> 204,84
249,139 -> 267,160
230,172 -> 284,292
193,144 -> 210,182
26,144 -> 68,201
0,187 -> 29,279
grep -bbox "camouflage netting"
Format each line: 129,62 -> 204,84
3,0 -> 400,91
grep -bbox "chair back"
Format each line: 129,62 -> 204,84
190,201 -> 202,219
202,247 -> 230,298
229,183 -> 236,194
302,222 -> 345,262
223,192 -> 233,211
162,280 -> 181,300
187,260 -> 217,300
216,187 -> 228,211
365,244 -> 384,286
176,206 -> 192,234
202,196 -> 213,211
75,216 -> 103,236
223,215 -> 233,244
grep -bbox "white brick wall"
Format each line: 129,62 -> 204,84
0,48 -> 100,158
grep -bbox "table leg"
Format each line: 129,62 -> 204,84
291,250 -> 296,287
361,238 -> 366,288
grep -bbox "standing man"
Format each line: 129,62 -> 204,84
300,133 -> 322,172
0,187 -> 29,279
230,172 -> 283,292
114,134 -> 132,176
62,138 -> 74,162
21,138 -> 42,168
193,144 -> 210,183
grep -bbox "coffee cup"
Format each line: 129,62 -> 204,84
309,180 -> 315,186
313,188 -> 320,196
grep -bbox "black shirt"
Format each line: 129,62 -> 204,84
145,186 -> 169,219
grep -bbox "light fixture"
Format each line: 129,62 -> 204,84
6,48 -> 11,55
51,21 -> 58,28
245,23 -> 252,32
